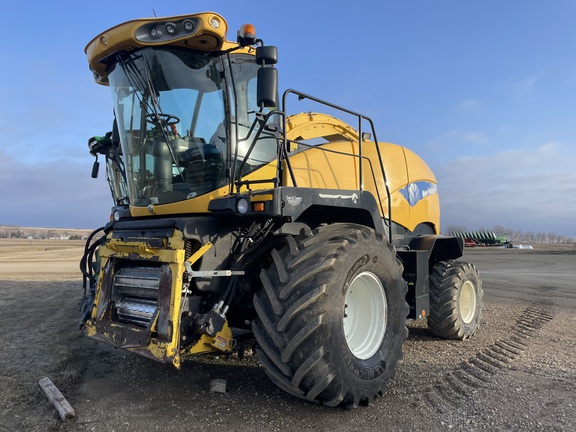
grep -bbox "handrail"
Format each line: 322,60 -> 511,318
281,89 -> 392,239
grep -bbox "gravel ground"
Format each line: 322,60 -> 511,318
0,241 -> 575,431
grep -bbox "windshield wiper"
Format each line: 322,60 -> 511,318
119,53 -> 185,183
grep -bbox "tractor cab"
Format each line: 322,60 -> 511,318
86,13 -> 281,209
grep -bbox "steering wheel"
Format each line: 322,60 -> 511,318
144,113 -> 180,126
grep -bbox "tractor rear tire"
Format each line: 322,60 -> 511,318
428,260 -> 483,340
252,223 -> 408,408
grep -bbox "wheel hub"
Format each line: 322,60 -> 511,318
343,271 -> 387,360
459,280 -> 477,324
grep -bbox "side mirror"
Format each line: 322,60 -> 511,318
256,46 -> 278,65
256,45 -> 278,107
91,158 -> 100,178
257,67 -> 278,108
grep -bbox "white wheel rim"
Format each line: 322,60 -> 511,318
459,280 -> 477,324
343,271 -> 387,360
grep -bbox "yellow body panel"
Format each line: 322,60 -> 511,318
85,12 -> 248,85
404,147 -> 440,233
286,112 -> 359,144
283,113 -> 439,233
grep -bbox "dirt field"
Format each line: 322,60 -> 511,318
1,239 -> 575,431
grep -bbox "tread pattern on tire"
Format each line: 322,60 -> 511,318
428,260 -> 483,340
252,223 -> 408,408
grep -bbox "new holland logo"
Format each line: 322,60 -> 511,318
399,181 -> 438,207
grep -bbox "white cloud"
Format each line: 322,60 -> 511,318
512,74 -> 539,96
433,142 -> 576,238
456,98 -> 482,112
431,130 -> 490,149
447,130 -> 489,145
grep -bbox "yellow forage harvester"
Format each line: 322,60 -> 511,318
80,12 -> 482,409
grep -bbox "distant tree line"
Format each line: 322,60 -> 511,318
446,224 -> 575,244
0,230 -> 25,239
3,224 -> 574,244
0,227 -> 88,240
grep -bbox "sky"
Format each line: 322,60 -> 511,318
1,1 -> 575,238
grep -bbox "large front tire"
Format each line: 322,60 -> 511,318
252,223 -> 408,408
428,260 -> 483,340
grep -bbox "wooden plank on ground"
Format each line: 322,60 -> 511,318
38,377 -> 76,421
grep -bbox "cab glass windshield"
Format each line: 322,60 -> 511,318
108,47 -> 278,206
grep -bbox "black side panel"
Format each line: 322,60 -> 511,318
409,235 -> 464,262
280,187 -> 387,234
111,216 -> 236,243
208,186 -> 388,235
397,250 -> 429,320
